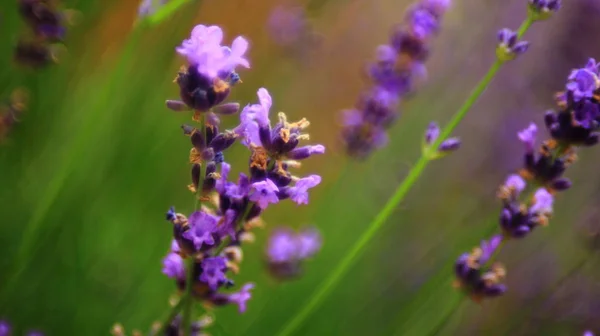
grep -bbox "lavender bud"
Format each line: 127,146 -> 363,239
166,99 -> 190,112
528,0 -> 561,21
496,28 -> 529,62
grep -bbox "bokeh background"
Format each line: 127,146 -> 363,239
1,0 -> 600,335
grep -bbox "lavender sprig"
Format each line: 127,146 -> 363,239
276,2 -> 548,334
108,23 -> 325,336
454,56 -> 600,301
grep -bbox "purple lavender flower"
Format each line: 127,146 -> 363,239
296,227 -> 322,259
517,123 -> 571,191
0,321 -> 10,336
566,66 -> 600,103
454,235 -> 507,301
517,122 -> 537,153
583,331 -> 594,336
169,25 -> 249,114
182,211 -> 220,251
528,0 -> 561,20
266,226 -> 322,280
282,175 -> 322,205
406,6 -> 439,40
200,257 -> 229,290
423,121 -> 461,157
497,174 -> 526,202
496,28 -> 529,62
267,228 -> 298,264
249,179 -> 280,209
162,251 -> 186,280
227,283 -> 254,313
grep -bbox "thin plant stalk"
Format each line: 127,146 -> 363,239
136,0 -> 197,27
275,18 -> 534,336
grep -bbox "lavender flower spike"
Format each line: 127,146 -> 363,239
496,28 -> 529,62
266,226 -> 322,280
422,121 -> 461,158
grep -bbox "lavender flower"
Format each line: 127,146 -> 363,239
200,257 -> 229,290
454,235 -> 506,301
341,0 -> 451,158
528,0 -> 561,21
423,122 -> 461,158
496,28 -> 529,62
266,5 -> 321,61
168,25 -> 249,117
266,226 -> 322,280
162,250 -> 186,280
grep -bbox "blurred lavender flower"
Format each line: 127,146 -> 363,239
168,25 -> 249,117
0,321 -> 10,336
584,331 -> 595,336
341,0 -> 452,159
266,226 -> 322,280
496,28 -> 530,62
266,5 -> 321,61
454,235 -> 507,302
15,0 -> 75,68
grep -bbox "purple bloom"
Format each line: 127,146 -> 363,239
267,6 -> 311,47
529,188 -> 554,215
200,257 -> 228,290
182,211 -> 220,251
517,123 -> 537,153
285,175 -> 322,205
583,331 -> 594,336
296,227 -> 322,259
0,321 -> 10,336
227,283 -> 255,313
496,28 -> 529,61
177,25 -> 249,79
162,252 -> 186,280
566,66 -> 599,102
249,179 -> 280,209
267,228 -> 299,263
266,226 -> 322,280
407,7 -> 439,40
423,121 -> 460,155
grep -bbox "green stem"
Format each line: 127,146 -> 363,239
154,297 -> 185,336
194,113 -> 206,211
181,256 -> 196,336
275,30 -> 522,336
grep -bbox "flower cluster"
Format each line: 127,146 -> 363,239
341,0 -> 451,159
15,0 -> 74,68
266,226 -> 322,280
0,89 -> 28,142
0,320 -> 43,336
112,313 -> 213,336
454,56 -> 600,300
134,24 -> 325,334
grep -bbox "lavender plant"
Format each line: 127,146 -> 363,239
276,1 -> 561,335
0,320 -> 44,336
266,226 -> 322,280
454,56 -> 600,300
115,23 -> 325,335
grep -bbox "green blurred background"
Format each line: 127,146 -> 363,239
1,0 -> 600,335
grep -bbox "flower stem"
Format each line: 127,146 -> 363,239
181,256 -> 196,336
154,297 -> 185,335
194,113 -> 206,211
275,23 -> 528,335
